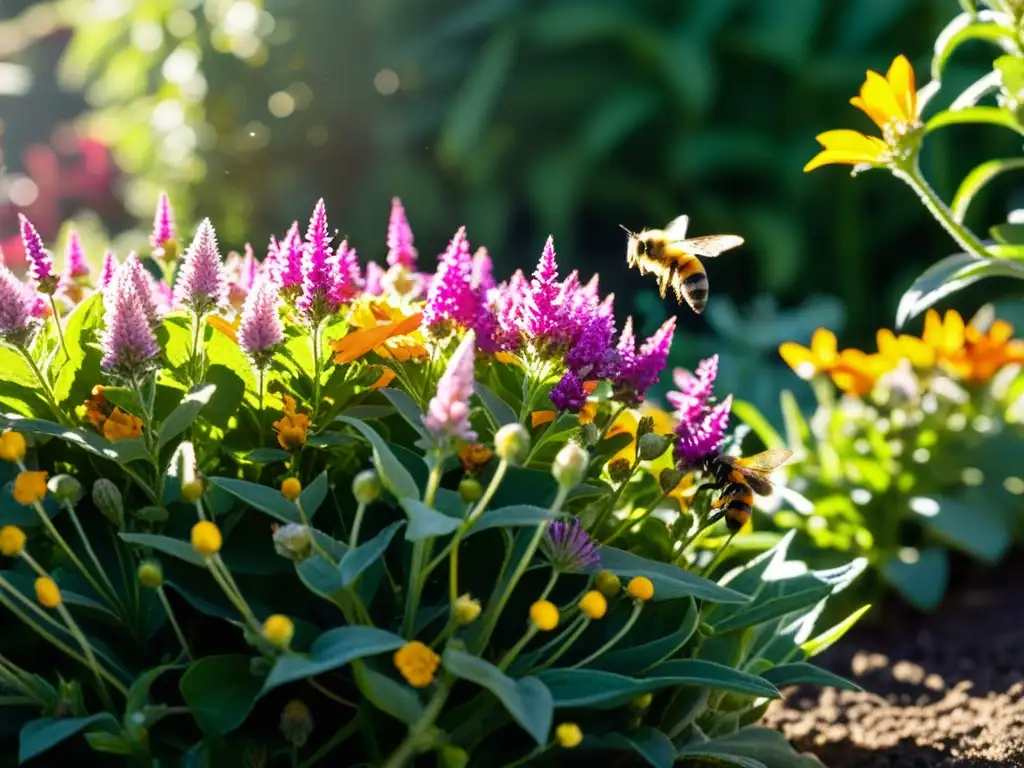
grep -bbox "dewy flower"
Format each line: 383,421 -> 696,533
779,328 -> 841,380
804,54 -> 921,173
386,197 -> 418,269
101,279 -> 161,377
18,214 -> 57,293
103,407 -> 143,442
393,641 -> 440,688
150,191 -> 178,260
0,265 -> 38,347
238,277 -> 284,369
422,331 -> 477,444
173,219 -> 228,316
422,227 -> 478,332
273,394 -> 310,450
13,471 -> 48,506
541,517 -> 600,573
98,251 -> 119,290
298,199 -> 338,325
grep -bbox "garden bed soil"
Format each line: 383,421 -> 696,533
763,557 -> 1024,767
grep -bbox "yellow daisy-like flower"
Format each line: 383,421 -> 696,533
13,471 -> 48,506
922,309 -> 967,361
830,349 -> 892,397
331,298 -> 427,364
779,328 -> 841,380
876,329 -> 936,370
393,641 -> 440,688
805,55 -> 921,173
951,318 -> 1024,383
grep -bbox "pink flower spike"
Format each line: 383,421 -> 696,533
524,236 -> 560,338
18,214 -> 57,292
277,222 -> 304,290
329,238 -> 362,305
423,331 -> 477,444
298,199 -> 337,325
173,218 -> 227,316
99,251 -> 119,289
364,261 -> 385,295
63,227 -> 90,279
471,247 -> 495,293
101,280 -> 161,377
238,277 -> 284,369
422,227 -> 476,332
386,197 -> 418,269
0,265 -> 37,347
150,191 -> 176,249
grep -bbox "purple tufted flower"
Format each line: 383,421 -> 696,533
493,269 -> 528,351
99,251 -> 119,290
276,222 -> 304,293
226,244 -> 259,310
616,317 -> 638,373
675,396 -> 732,467
541,517 -> 600,573
173,219 -> 227,316
422,330 -> 477,444
19,214 -> 57,293
150,191 -> 176,254
238,277 -> 283,369
329,238 -> 362,305
422,227 -> 477,332
0,265 -> 38,346
549,369 -> 587,413
667,355 -> 719,425
56,228 -> 90,304
565,311 -> 616,381
113,253 -> 162,329
101,279 -> 161,377
471,247 -> 495,293
386,197 -> 418,269
524,236 -> 561,339
298,199 -> 340,325
614,317 -> 676,405
364,261 -> 385,295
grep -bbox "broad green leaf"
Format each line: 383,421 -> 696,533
708,585 -> 832,634
910,496 -> 1011,563
119,532 -> 205,567
399,498 -> 462,541
299,471 -> 329,518
473,381 -> 518,427
924,105 -> 1023,135
1,415 -> 148,464
379,388 -> 429,437
337,415 -> 420,500
800,604 -> 871,657
996,53 -> 1024,95
932,12 -> 1017,80
0,346 -> 40,389
340,521 -> 405,586
895,252 -> 1024,329
467,504 -> 563,536
588,727 -> 675,768
296,555 -> 348,605
951,158 -> 1024,223
261,627 -> 406,695
157,384 -> 216,450
180,655 -> 264,736
352,660 -> 424,725
207,477 -> 300,524
442,649 -> 552,746
680,725 -> 826,768
880,547 -> 948,611
597,546 -> 749,603
592,597 -> 699,675
243,448 -> 291,464
19,713 -> 119,763
760,662 -> 861,692
51,291 -> 104,404
127,664 -> 185,715
730,400 -> 784,451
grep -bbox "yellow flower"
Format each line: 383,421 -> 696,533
273,395 -> 310,451
103,408 -> 143,442
555,723 -> 583,748
876,329 -> 935,369
804,55 -> 921,172
922,309 -> 966,361
454,594 -> 482,625
393,641 -> 440,688
262,614 -> 295,648
627,576 -> 654,602
606,409 -> 639,466
280,477 -> 302,501
779,328 -> 840,380
579,590 -> 607,620
830,349 -> 891,397
191,521 -> 223,557
0,430 -> 26,463
331,298 -> 427,364
35,577 -> 61,608
457,443 -> 494,475
13,471 -> 47,506
0,525 -> 26,556
529,600 -> 559,631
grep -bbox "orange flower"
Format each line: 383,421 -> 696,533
208,315 -> 241,345
577,381 -> 600,425
831,349 -> 890,397
332,299 -> 426,364
83,386 -> 111,433
103,408 -> 143,442
273,394 -> 310,451
458,443 -> 494,474
876,329 -> 935,369
370,367 -> 396,390
779,329 -> 840,379
948,319 -> 1024,383
531,410 -> 556,427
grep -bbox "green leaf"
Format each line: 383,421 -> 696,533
207,477 -> 300,524
680,725 -> 826,768
593,597 -> 699,675
996,53 -> 1024,94
261,627 -> 406,695
951,158 -> 1024,223
52,291 -> 104,404
932,13 -> 1017,80
379,388 -> 429,437
299,471 -> 329,518
180,655 -> 264,736
800,604 -> 871,657
991,222 -> 1024,245
596,546 -> 749,603
880,547 -> 949,611
467,504 -> 562,536
730,400 -> 784,451
779,390 -> 809,455
473,381 -> 518,427
589,727 -> 675,768
157,384 -> 216,450
352,660 -> 424,725
708,585 -> 832,634
677,751 -> 767,768
399,498 -> 462,541
337,415 -> 420,500
340,521 -> 405,586
924,105 -> 1023,135
119,532 -> 204,567
761,662 -> 861,692
442,649 -> 552,746
0,415 -> 148,464
895,252 -> 1024,329
243,447 -> 291,464
127,664 -> 184,715
0,347 -> 40,389
19,714 -> 119,763
910,496 -> 1011,563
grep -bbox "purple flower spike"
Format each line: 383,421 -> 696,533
62,228 -> 90,279
0,265 -> 38,346
277,222 -> 304,291
675,395 -> 732,467
667,354 -> 719,425
298,199 -> 337,325
99,251 -> 119,289
101,282 -> 161,377
110,254 -> 162,329
615,317 -> 675,405
422,227 -> 476,332
471,247 -> 495,293
549,369 -> 587,413
238,277 -> 283,369
329,238 -> 362,305
493,269 -> 528,351
616,316 -> 638,371
541,517 -> 600,573
364,261 -> 385,295
423,331 -> 477,444
173,219 -> 227,316
386,197 -> 418,269
19,214 -> 57,293
524,236 -> 561,339
150,191 -> 176,250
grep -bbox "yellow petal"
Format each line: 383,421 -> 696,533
641,404 -> 677,436
988,320 -> 1015,345
942,310 -> 965,355
876,328 -> 899,359
607,410 -> 639,466
898,334 -> 935,368
810,328 -> 838,368
496,351 -> 525,370
803,144 -> 885,173
579,402 -> 598,425
779,342 -> 817,379
207,316 -> 239,344
531,410 -> 556,428
815,130 -> 886,154
922,309 -> 943,349
885,54 -> 916,121
856,70 -> 904,129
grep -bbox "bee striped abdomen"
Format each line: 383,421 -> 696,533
667,251 -> 709,313
715,471 -> 754,532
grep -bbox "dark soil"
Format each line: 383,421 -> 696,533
763,557 -> 1024,767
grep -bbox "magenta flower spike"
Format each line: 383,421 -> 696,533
18,214 -> 57,293
115,253 -> 162,329
493,269 -> 528,351
471,247 -> 495,293
298,199 -> 338,325
0,265 -> 38,346
423,330 -> 477,444
173,218 -> 227,316
150,191 -> 176,250
615,316 -> 676,405
101,280 -> 161,378
667,354 -> 719,425
364,261 -> 385,295
386,197 -> 418,269
616,316 -> 638,372
62,227 -> 90,279
99,251 -> 119,289
422,227 -> 476,332
329,238 -> 362,306
675,395 -> 732,467
238,277 -> 284,369
277,222 -> 304,292
524,236 -> 561,339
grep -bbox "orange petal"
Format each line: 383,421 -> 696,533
496,351 -> 525,370
810,328 -> 839,368
583,380 -> 599,394
531,410 -> 556,427
779,342 -> 817,379
885,54 -> 916,121
579,402 -> 598,425
207,315 -> 239,344
370,367 -> 396,390
332,325 -> 397,364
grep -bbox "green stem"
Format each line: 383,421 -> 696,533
17,346 -> 69,426
47,295 -> 70,362
531,615 -> 590,672
569,602 -> 643,668
701,531 -> 738,579
157,586 -> 192,660
297,716 -> 361,768
206,556 -> 262,633
605,487 -> 669,545
497,626 -> 539,672
894,162 -> 991,260
445,459 -> 508,602
403,458 -> 444,638
257,366 -> 266,437
56,602 -> 116,710
349,502 -> 367,548
598,402 -> 628,441
60,500 -> 124,615
591,461 -> 640,535
311,322 -> 322,423
381,677 -> 452,768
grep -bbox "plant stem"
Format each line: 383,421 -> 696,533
496,626 -> 539,672
894,161 -> 991,260
17,346 -> 69,425
189,311 -> 204,386
403,457 -> 444,638
56,602 -> 116,709
598,402 -> 627,441
157,586 -> 192,660
570,602 -> 643,668
206,556 -> 262,633
380,677 -> 452,768
60,499 -> 124,615
47,295 -> 71,362
701,531 -> 738,579
531,615 -> 590,672
591,460 -> 640,535
349,502 -> 367,548
606,487 -> 669,545
310,322 -> 322,423
446,459 -> 508,604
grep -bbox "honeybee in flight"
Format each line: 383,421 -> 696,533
706,449 -> 793,532
622,215 -> 744,314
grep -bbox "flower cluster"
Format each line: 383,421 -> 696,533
669,355 -> 732,467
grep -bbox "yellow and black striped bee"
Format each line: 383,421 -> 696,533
707,449 -> 793,532
622,215 -> 744,314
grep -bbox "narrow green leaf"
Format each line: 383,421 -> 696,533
597,546 -> 750,603
243,448 -> 292,464
339,521 -> 405,586
127,664 -> 185,715
730,400 -> 784,451
924,105 -> 1023,135
680,725 -> 826,768
709,585 -> 832,634
0,415 -> 148,464
157,384 -> 216,450
932,13 -> 1016,80
800,604 -> 871,657
592,597 -> 699,675
120,532 -> 204,567
761,662 -> 862,692
180,655 -> 263,736
473,381 -> 518,427
399,498 -> 462,541
19,714 -> 119,763
442,649 -> 553,746
467,504 -> 562,536
677,752 -> 767,768
589,727 -> 675,768
207,477 -> 300,524
951,158 -> 1024,223
337,415 -> 420,500
352,660 -> 424,725
379,388 -> 430,437
299,471 -> 330,518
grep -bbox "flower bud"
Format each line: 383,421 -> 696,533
636,416 -> 655,438
553,442 -> 589,489
555,723 -> 583,748
458,477 -> 482,503
579,590 -> 607,620
579,421 -> 600,447
637,433 -> 671,462
280,477 -> 302,501
607,458 -> 632,484
35,577 -> 62,608
627,576 -> 655,601
529,600 -> 559,631
352,469 -> 381,503
92,479 -> 125,530
454,594 -> 481,625
0,525 -> 26,557
273,523 -> 312,562
262,614 -> 295,648
47,474 -> 83,504
659,468 -> 686,494
631,693 -> 653,711
438,745 -> 470,768
0,430 -> 27,463
137,559 -> 164,589
595,570 -> 621,598
279,699 -> 313,748
494,423 -> 530,465
191,521 -> 222,557
180,479 -> 204,503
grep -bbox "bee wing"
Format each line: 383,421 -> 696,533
663,215 -> 690,240
726,449 -> 793,473
676,235 -> 745,258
